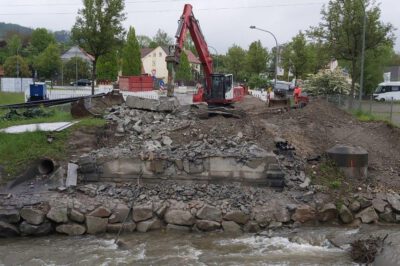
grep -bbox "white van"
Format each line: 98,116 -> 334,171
373,82 -> 400,101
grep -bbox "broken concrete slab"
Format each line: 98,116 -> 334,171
0,122 -> 78,134
126,96 -> 180,112
66,163 -> 78,187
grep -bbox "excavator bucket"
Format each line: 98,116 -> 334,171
71,90 -> 124,118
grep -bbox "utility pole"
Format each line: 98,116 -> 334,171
359,0 -> 367,109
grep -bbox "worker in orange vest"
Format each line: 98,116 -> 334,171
294,85 -> 302,104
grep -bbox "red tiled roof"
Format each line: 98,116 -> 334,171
185,50 -> 201,64
141,48 -> 154,58
79,47 -> 95,61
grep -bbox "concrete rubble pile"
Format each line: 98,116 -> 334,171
81,98 -> 279,185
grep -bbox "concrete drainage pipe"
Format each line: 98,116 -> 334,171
38,158 -> 56,175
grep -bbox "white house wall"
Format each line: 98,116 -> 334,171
142,46 -> 168,81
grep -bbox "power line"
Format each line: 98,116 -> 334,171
0,1 -> 328,15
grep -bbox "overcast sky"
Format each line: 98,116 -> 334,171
0,0 -> 399,53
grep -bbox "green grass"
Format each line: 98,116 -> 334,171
0,130 -> 69,180
352,109 -> 398,128
0,92 -> 24,105
0,105 -> 106,181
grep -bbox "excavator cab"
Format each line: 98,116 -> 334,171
208,74 -> 234,102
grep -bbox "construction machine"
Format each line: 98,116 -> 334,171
166,4 -> 245,117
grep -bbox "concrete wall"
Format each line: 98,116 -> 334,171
95,154 -> 277,185
1,78 -> 33,93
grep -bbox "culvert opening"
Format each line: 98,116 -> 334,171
38,159 -> 55,175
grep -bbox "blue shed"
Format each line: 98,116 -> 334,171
29,83 -> 47,101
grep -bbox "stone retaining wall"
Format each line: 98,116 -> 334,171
1,192 -> 400,238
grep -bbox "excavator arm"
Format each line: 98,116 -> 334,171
166,4 -> 213,96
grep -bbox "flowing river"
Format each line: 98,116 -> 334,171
0,226 -> 398,266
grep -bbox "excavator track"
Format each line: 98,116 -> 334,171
191,104 -> 246,119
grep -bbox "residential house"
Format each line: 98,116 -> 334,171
384,66 -> 400,81
140,46 -> 201,82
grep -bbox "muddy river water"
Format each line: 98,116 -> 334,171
0,226 -> 398,266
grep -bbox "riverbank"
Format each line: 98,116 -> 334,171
1,96 -> 400,264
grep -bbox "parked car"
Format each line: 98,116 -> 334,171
273,81 -> 292,95
70,79 -> 91,86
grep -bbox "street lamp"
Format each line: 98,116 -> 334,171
250,25 -> 278,89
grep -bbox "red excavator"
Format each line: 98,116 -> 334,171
166,4 -> 245,116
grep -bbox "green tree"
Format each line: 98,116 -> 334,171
281,32 -> 311,79
225,44 -> 247,81
6,35 -> 22,56
152,29 -> 173,47
364,44 -> 394,93
175,51 -> 192,83
34,43 -> 61,80
30,28 -> 56,55
137,35 -> 152,48
246,40 -> 269,74
305,67 -> 351,95
121,26 -> 141,76
97,50 -> 119,81
63,57 -> 91,84
71,0 -> 126,94
4,55 -> 30,77
312,0 -> 394,104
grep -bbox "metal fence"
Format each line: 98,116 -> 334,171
325,94 -> 400,127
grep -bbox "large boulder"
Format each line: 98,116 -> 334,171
136,218 -> 162,233
109,204 -> 130,224
69,209 -> 85,223
318,203 -> 338,222
243,221 -> 260,233
223,211 -> 249,225
387,194 -> 400,212
372,198 -> 387,213
355,206 -> 379,223
0,209 -> 20,224
56,223 -> 86,236
20,208 -> 45,225
86,216 -> 108,234
0,221 -> 19,237
196,220 -> 221,232
166,224 -> 191,232
196,205 -> 222,222
379,208 -> 395,223
88,206 -> 111,218
106,222 -> 136,233
19,221 -> 52,236
291,205 -> 316,223
132,205 -> 153,222
46,207 -> 68,223
339,205 -> 354,224
222,221 -> 242,233
164,210 -> 195,226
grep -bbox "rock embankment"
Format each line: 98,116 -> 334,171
1,182 -> 400,238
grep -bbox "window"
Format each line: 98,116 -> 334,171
152,61 -> 156,67
153,52 -> 156,57
392,86 -> 400,91
159,52 -> 162,57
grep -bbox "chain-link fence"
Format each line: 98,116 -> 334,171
325,94 -> 400,127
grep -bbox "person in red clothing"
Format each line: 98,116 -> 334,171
293,85 -> 302,104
